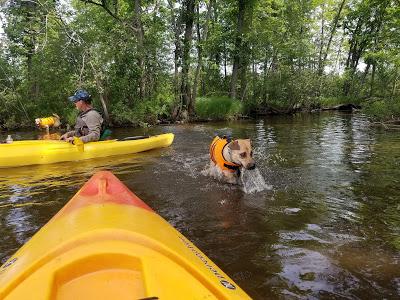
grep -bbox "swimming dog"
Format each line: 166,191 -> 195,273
208,136 -> 255,184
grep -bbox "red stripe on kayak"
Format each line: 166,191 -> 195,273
53,171 -> 153,220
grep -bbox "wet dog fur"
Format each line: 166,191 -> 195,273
207,138 -> 256,184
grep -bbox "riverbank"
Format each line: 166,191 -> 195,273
1,96 -> 399,132
192,96 -> 400,129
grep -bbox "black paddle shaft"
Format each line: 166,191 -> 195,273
118,136 -> 149,141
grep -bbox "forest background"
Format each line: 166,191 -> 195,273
0,0 -> 399,129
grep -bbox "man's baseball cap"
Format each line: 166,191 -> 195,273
68,89 -> 91,102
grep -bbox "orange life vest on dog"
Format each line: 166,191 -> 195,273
209,136 -> 240,173
38,116 -> 57,127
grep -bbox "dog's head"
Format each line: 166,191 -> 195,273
228,139 -> 256,170
35,118 -> 42,127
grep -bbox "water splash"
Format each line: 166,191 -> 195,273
240,168 -> 272,193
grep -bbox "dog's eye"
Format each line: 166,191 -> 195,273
240,152 -> 247,158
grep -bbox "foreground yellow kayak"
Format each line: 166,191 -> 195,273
0,133 -> 174,168
0,171 -> 251,299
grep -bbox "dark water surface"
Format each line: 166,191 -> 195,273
1,112 -> 399,299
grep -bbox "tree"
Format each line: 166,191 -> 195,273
342,0 -> 390,96
192,0 -> 213,104
318,0 -> 346,76
180,0 -> 195,119
229,0 -> 255,100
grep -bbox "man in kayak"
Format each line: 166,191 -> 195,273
60,89 -> 104,144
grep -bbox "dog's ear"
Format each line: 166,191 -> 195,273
228,140 -> 240,150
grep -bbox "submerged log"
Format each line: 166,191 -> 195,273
321,103 -> 361,111
253,106 -> 296,115
371,122 -> 400,130
383,119 -> 400,125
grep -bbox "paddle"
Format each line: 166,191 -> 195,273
65,136 -> 149,152
73,137 -> 84,152
117,135 -> 149,141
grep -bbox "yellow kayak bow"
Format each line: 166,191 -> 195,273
0,171 -> 251,299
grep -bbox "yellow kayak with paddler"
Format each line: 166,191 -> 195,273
0,133 -> 174,168
0,171 -> 251,300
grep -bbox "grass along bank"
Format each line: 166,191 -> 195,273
195,97 -> 243,121
193,96 -> 400,125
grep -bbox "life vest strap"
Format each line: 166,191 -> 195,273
223,163 -> 240,171
210,136 -> 241,173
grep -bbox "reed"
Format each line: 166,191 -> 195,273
195,96 -> 243,120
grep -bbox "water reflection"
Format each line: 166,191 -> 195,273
0,114 -> 399,299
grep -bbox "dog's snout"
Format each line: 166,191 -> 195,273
245,160 -> 256,170
248,164 -> 256,170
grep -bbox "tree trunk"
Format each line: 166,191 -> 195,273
333,33 -> 344,73
317,3 -> 325,75
252,59 -> 257,100
392,73 -> 398,99
224,40 -> 227,79
230,0 -> 246,99
319,0 -> 346,76
343,16 -> 363,96
25,9 -> 38,99
180,0 -> 195,118
369,62 -> 376,98
239,0 -> 253,101
167,0 -> 182,119
230,59 -> 239,99
192,0 -> 213,105
361,62 -> 371,86
133,0 -> 145,99
263,50 -> 269,101
89,61 -> 111,124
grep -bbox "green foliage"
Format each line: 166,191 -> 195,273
134,94 -> 174,125
0,0 -> 399,128
363,99 -> 400,121
195,96 -> 243,120
109,101 -> 138,126
111,92 -> 174,127
393,237 -> 400,251
64,109 -> 79,127
319,97 -> 352,107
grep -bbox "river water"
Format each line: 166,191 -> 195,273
0,112 -> 399,299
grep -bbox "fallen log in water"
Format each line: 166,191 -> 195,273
321,103 -> 361,111
371,122 -> 400,130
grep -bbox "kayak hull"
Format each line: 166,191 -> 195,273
0,171 -> 251,300
0,133 -> 174,168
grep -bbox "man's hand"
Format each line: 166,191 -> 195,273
60,133 -> 68,140
65,137 -> 75,144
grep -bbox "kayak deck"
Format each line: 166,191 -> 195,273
0,171 -> 250,300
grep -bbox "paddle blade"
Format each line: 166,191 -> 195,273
73,137 -> 84,151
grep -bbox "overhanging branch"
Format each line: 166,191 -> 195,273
81,0 -> 122,23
